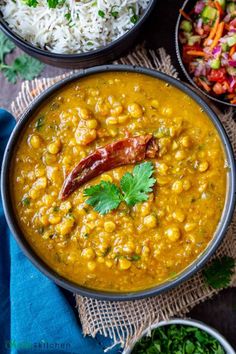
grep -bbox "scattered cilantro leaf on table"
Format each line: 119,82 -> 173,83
203,256 -> 235,289
84,162 -> 156,215
0,32 -> 15,62
0,31 -> 44,84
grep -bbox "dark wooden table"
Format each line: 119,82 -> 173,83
1,0 -> 235,350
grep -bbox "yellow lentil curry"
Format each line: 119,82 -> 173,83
12,72 -> 227,292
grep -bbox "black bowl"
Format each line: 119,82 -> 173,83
175,0 -> 236,107
0,1 -> 157,69
1,65 -> 236,300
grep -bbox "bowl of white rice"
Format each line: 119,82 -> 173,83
0,0 -> 156,68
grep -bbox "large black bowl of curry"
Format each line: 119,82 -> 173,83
1,65 -> 235,300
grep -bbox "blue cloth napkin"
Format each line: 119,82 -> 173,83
0,109 -> 121,354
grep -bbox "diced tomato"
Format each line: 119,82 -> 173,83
207,68 -> 227,83
212,82 -> 226,95
203,24 -> 211,34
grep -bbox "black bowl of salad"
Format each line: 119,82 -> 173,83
176,0 -> 236,107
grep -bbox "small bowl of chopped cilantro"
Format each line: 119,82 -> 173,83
125,318 -> 235,354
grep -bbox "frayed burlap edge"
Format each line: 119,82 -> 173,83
10,46 -> 236,351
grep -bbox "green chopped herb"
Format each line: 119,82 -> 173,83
154,127 -> 170,138
84,162 -> 156,215
111,5 -> 119,18
65,12 -> 71,22
53,206 -> 59,212
130,254 -> 141,261
203,256 -> 235,289
102,246 -> 111,257
38,227 -> 45,235
66,212 -> 74,218
98,10 -> 105,18
35,116 -> 44,131
130,14 -> 139,24
132,324 -> 225,353
22,197 -> 30,207
24,0 -> 38,7
111,11 -> 118,18
82,233 -> 89,239
47,0 -> 59,8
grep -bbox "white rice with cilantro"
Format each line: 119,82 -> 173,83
1,0 -> 150,54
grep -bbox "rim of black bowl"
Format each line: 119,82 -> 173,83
0,0 -> 157,59
175,0 -> 236,107
1,65 -> 236,301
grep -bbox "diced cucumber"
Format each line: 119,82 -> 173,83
210,58 -> 221,69
180,20 -> 192,32
227,2 -> 236,13
226,66 -> 236,75
201,6 -> 217,21
216,0 -> 226,10
188,35 -> 201,45
227,35 -> 236,47
221,43 -> 229,52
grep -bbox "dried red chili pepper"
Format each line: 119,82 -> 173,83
60,134 -> 158,200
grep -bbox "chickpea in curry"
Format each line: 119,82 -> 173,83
12,72 -> 227,292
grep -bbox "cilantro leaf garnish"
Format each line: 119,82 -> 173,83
120,162 -> 156,206
203,256 -> 235,289
84,181 -> 121,215
84,162 -> 156,215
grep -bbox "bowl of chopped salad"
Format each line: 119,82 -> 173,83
125,318 -> 235,353
176,0 -> 236,106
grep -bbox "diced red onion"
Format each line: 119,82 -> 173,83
232,53 -> 236,61
212,45 -> 222,56
194,60 -> 207,76
228,60 -> 236,67
221,52 -> 229,66
224,14 -> 231,22
197,18 -> 203,29
230,18 -> 236,27
229,77 -> 236,90
194,1 -> 205,14
222,52 -> 229,60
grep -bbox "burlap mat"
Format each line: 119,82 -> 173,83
10,47 -> 236,351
